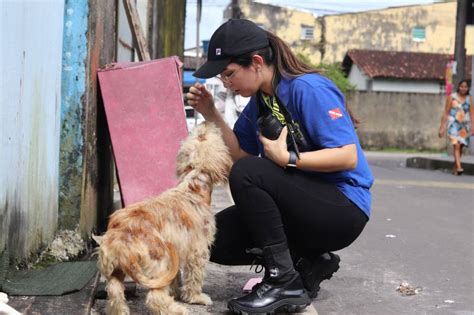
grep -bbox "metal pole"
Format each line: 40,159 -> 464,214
195,0 -> 202,126
196,0 -> 201,61
471,55 -> 474,155
453,0 -> 467,88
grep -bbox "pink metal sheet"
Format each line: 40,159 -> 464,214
98,57 -> 188,206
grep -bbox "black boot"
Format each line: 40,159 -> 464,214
228,243 -> 311,314
295,252 -> 340,298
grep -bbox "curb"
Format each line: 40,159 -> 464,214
406,157 -> 474,175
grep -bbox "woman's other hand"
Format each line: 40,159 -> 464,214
438,125 -> 445,138
186,83 -> 217,119
259,126 -> 290,167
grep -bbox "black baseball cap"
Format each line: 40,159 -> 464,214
193,19 -> 269,78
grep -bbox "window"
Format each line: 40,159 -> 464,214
300,25 -> 314,40
412,27 -> 426,42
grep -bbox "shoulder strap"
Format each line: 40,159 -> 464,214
273,92 -> 308,155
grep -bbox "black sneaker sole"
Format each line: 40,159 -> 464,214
299,253 -> 341,299
307,263 -> 339,298
228,296 -> 311,314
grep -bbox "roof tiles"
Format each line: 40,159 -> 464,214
343,49 -> 472,81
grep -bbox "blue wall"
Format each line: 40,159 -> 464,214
59,0 -> 89,228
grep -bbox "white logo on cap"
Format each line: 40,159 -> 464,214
216,48 -> 221,55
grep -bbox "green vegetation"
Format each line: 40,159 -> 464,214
297,53 -> 355,95
31,253 -> 62,270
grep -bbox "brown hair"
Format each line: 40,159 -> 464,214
231,31 -> 317,77
231,30 -> 359,127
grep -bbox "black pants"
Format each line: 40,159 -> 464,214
210,156 -> 368,266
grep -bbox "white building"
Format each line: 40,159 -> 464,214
342,49 -> 472,94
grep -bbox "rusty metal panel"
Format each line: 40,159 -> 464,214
97,58 -> 188,206
0,0 -> 64,260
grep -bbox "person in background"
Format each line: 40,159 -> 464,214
187,19 -> 373,314
438,80 -> 473,175
205,77 -> 249,128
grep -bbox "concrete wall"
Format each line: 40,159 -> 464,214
349,91 -> 447,151
237,1 -> 474,65
372,79 -> 441,94
237,0 -> 322,65
322,2 -> 474,63
0,0 -> 64,260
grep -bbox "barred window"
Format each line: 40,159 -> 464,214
300,25 -> 314,40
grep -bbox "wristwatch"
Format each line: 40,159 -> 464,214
287,150 -> 298,168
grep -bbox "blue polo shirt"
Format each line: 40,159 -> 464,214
233,74 -> 373,218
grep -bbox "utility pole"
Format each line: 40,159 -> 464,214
468,0 -> 474,87
453,0 -> 467,88
196,0 -> 202,61
195,0 -> 202,125
147,0 -> 186,59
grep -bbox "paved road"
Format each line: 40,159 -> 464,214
314,152 -> 474,315
93,152 -> 473,315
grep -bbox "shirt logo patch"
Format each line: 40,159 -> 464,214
328,107 -> 343,120
216,48 -> 221,56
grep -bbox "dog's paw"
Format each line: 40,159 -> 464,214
169,302 -> 189,315
184,293 -> 213,306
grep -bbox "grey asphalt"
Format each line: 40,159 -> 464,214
91,152 -> 474,315
313,152 -> 473,315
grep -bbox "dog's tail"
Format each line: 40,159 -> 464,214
97,233 -> 179,290
123,241 -> 179,289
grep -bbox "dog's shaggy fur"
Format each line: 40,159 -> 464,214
94,123 -> 232,315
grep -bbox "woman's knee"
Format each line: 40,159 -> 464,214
210,206 -> 254,265
229,156 -> 263,187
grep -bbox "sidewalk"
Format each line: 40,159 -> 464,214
8,186 -> 318,315
91,186 -> 318,314
7,152 -> 471,314
365,151 -> 474,175
406,154 -> 474,175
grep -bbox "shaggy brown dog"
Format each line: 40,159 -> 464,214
94,122 -> 232,315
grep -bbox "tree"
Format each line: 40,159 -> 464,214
297,53 -> 355,95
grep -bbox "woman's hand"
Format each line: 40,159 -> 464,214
259,126 -> 290,167
438,125 -> 445,138
186,83 -> 217,119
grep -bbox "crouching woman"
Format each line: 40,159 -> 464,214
187,19 -> 373,314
